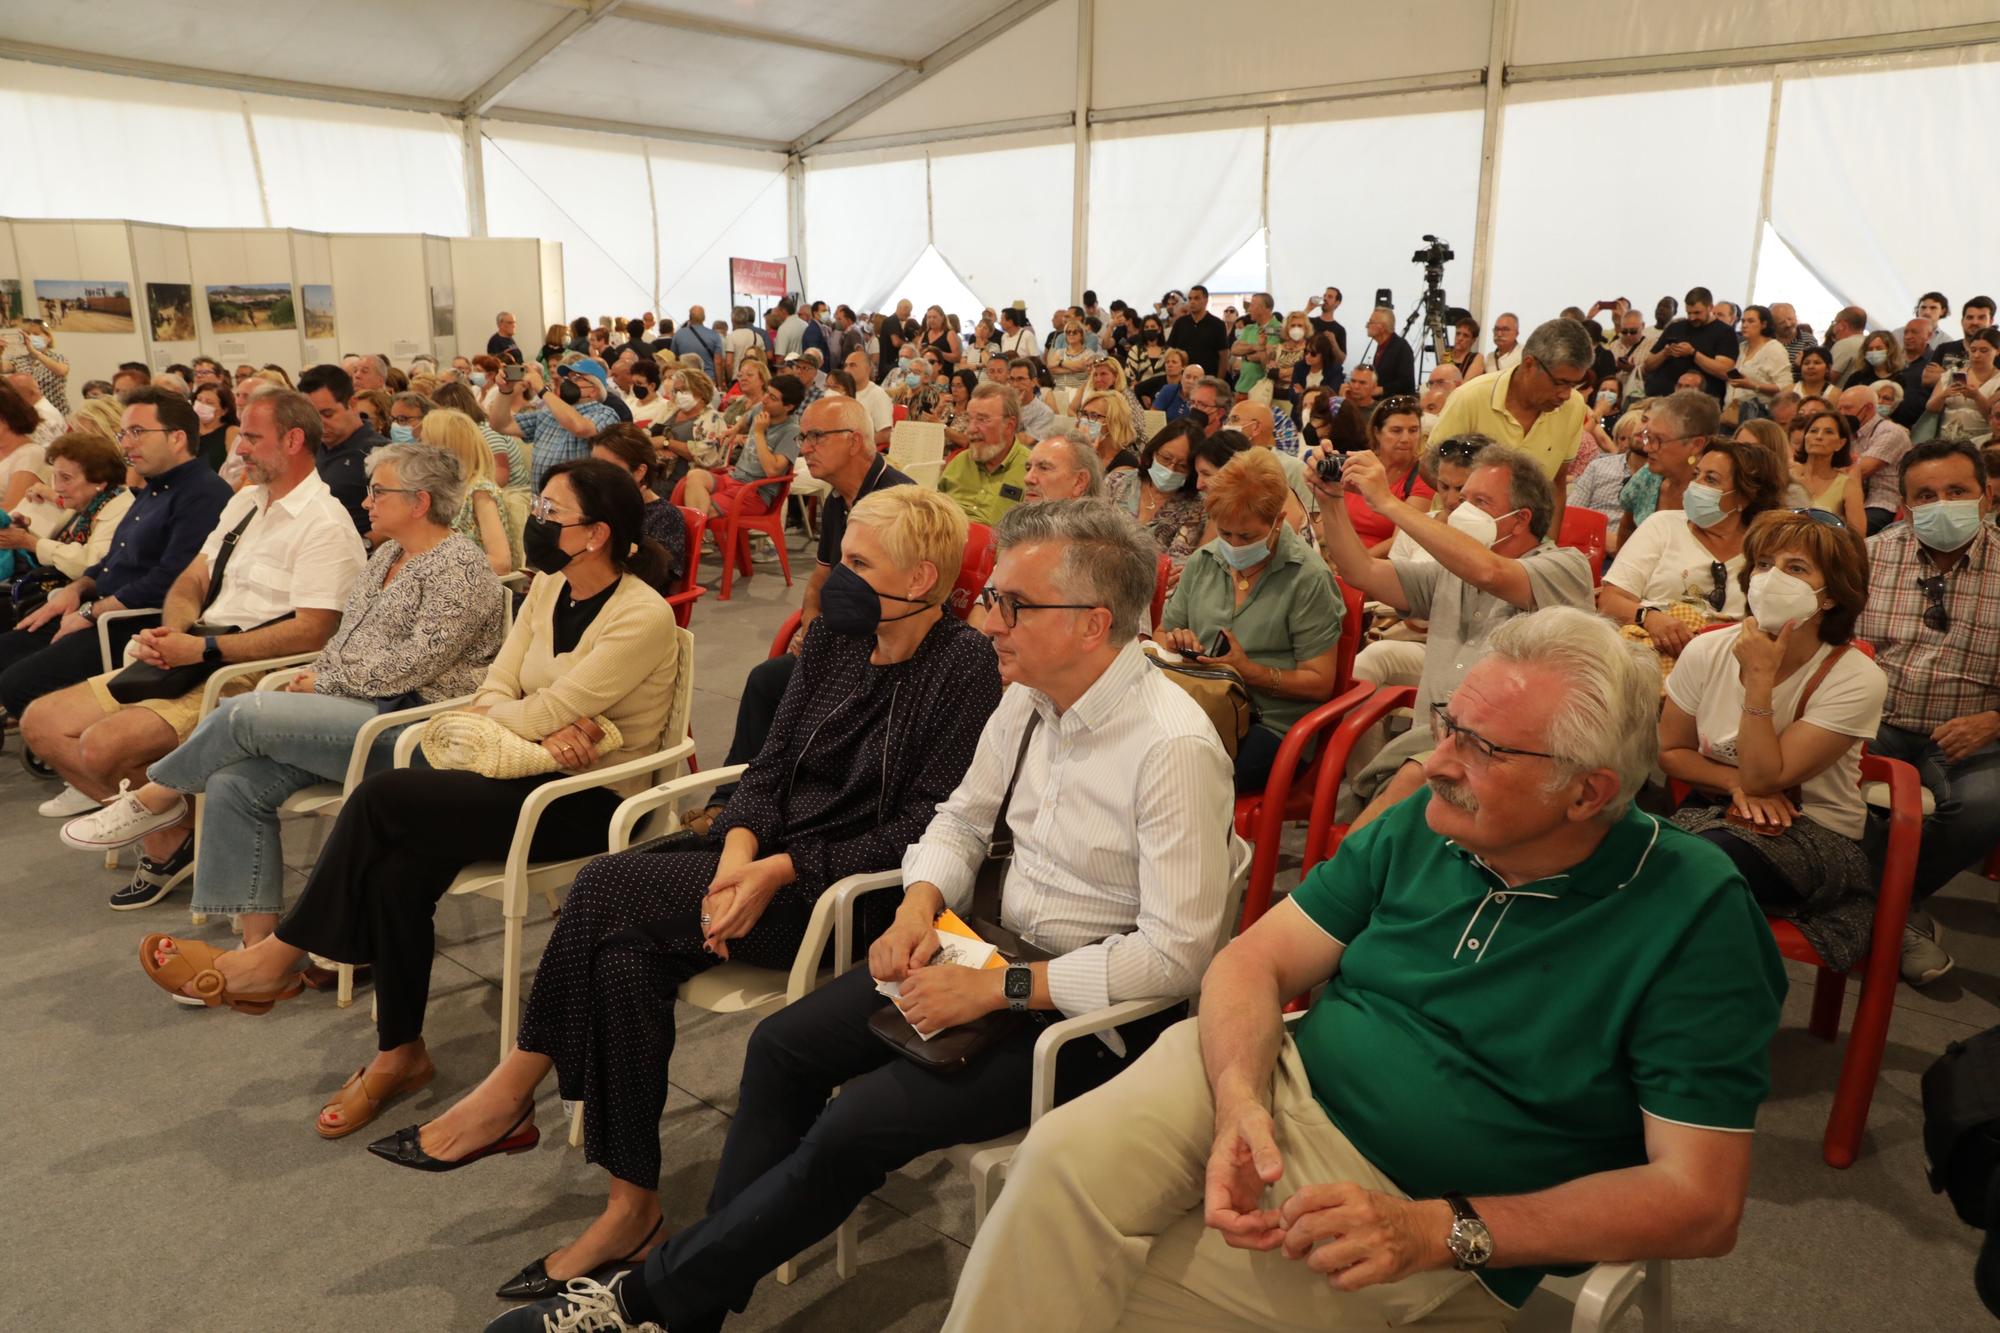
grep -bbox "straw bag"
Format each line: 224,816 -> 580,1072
419,711 -> 623,780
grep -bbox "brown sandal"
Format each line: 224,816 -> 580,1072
317,1061 -> 437,1141
138,934 -> 303,1014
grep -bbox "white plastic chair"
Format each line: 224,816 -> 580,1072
1520,1259 -> 1672,1332
391,624 -> 698,1059
789,457 -> 833,542
886,420 -> 945,473
1142,408 -> 1167,440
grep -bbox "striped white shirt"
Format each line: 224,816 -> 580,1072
902,639 -> 1236,1022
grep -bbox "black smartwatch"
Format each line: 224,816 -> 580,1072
1003,964 -> 1033,1013
1441,1192 -> 1493,1271
202,635 -> 223,664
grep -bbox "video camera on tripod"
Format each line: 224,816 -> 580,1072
1401,234 -> 1458,372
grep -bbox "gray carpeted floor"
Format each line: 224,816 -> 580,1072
3,530 -> 1992,1331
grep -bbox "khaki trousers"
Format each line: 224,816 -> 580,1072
944,1019 -> 1516,1333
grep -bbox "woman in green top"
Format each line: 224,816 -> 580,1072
1156,448 -> 1344,792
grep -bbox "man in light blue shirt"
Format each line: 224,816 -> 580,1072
670,304 -> 722,377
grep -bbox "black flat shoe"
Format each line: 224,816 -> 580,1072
495,1217 -> 664,1302
367,1105 -> 537,1173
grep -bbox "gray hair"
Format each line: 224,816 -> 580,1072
1875,380 -> 1906,410
1483,607 -> 1660,818
1649,388 -> 1721,443
1468,443 -> 1556,540
1196,375 -> 1234,409
153,372 -> 190,397
1039,433 -> 1106,498
972,381 -> 1021,424
994,498 -> 1155,640
1522,318 -> 1596,374
365,441 -> 465,526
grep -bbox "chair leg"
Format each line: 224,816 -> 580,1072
568,1100 -> 584,1149
1807,967 -> 1845,1041
834,1216 -> 856,1280
771,521 -> 792,587
1824,967 -> 1896,1168
336,962 -> 354,1009
1638,1258 -> 1671,1332
775,1259 -> 799,1286
718,518 -> 739,601
499,912 -> 524,1062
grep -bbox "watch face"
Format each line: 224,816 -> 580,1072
1004,967 -> 1032,1000
1450,1218 -> 1494,1268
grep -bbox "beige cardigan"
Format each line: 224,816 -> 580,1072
473,570 -> 678,796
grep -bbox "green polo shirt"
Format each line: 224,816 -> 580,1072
1233,317 -> 1284,392
939,440 -> 1030,525
1159,523 -> 1342,736
1290,794 -> 1786,1308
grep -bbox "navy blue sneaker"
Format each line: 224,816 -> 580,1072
482,1274 -> 663,1332
108,834 -> 193,911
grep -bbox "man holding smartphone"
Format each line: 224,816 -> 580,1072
1642,286 -> 1737,400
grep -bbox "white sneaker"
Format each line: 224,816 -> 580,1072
59,780 -> 188,851
1902,914 -> 1955,986
37,784 -> 98,818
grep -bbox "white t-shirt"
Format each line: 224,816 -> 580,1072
1665,626 -> 1886,840
1725,338 -> 1794,407
855,380 -> 895,438
1604,509 -> 1747,621
725,327 -> 762,368
629,393 -> 672,428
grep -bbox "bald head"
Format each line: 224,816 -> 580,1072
1835,384 -> 1878,425
798,394 -> 877,495
1224,399 -> 1275,448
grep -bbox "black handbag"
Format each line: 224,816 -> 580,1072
1,566 -> 67,632
870,715 -> 1059,1072
105,508 -> 276,705
1923,1026 -> 2000,1316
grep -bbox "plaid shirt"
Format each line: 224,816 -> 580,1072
1856,522 -> 2000,731
516,399 -> 619,490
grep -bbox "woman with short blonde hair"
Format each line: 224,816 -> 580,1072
421,408 -> 517,573
846,483 -> 969,603
1079,389 -> 1138,471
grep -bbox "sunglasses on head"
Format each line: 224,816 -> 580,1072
1434,436 -> 1483,464
1377,395 -> 1421,414
1787,507 -> 1848,529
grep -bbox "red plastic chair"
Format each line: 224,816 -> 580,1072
764,522 -> 992,658
672,472 -> 795,602
1300,684 -> 1419,872
1558,506 -> 1608,584
1230,579 -> 1374,928
1150,554 -> 1170,631
664,506 -> 706,629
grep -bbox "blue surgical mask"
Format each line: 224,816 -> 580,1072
27,335 -> 47,350
905,372 -> 921,389
1912,498 -> 1985,551
1213,532 -> 1272,570
1148,462 -> 1184,491
1864,348 -> 1888,368
469,370 -> 486,387
388,423 -> 415,444
1683,481 -> 1732,529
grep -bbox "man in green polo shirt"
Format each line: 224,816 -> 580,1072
1232,291 -> 1284,394
939,382 -> 1031,525
947,606 -> 1786,1331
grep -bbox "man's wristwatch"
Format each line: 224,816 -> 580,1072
1441,1192 -> 1494,1271
1003,965 -> 1033,1013
201,635 -> 224,664
78,600 -> 97,622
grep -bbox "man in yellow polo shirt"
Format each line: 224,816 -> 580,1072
1428,317 -> 1594,531
939,382 -> 1031,525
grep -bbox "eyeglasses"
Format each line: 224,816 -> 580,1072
1079,410 -> 1107,423
1918,573 -> 1952,633
976,586 -> 1101,628
799,428 -> 857,445
1787,507 -> 1848,529
116,426 -> 170,443
1429,703 -> 1561,767
366,484 -> 422,501
389,415 -> 423,427
527,495 -> 586,524
1704,560 -> 1730,613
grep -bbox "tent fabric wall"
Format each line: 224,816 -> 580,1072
652,143 -> 789,325
928,131 -> 1074,319
1086,116 -> 1263,308
482,122 -> 658,322
803,152 -> 930,313
248,96 -> 469,236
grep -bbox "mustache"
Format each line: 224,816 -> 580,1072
1427,777 -> 1479,813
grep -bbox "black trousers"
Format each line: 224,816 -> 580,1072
515,843 -> 819,1188
275,767 -> 620,1051
0,619 -> 138,719
619,966 -> 1183,1332
713,655 -> 796,801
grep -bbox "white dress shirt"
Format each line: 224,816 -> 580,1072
197,469 -> 368,630
902,640 -> 1236,1024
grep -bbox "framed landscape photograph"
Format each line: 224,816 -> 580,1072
302,284 -> 336,340
206,282 -> 297,333
0,279 -> 21,322
34,279 -> 136,333
146,282 -> 196,342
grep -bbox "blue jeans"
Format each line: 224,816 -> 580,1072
1866,722 -> 2000,903
147,692 -> 402,916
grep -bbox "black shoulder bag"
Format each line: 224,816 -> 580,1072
105,508 -> 291,704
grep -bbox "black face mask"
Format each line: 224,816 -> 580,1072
557,380 -> 583,406
633,383 -> 651,400
522,515 -> 576,574
1841,412 -> 1864,434
819,562 -> 929,637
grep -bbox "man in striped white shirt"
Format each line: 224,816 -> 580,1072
525,499 -> 1236,1333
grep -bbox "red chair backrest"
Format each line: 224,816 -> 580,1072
946,522 -> 995,621
1557,506 -> 1607,583
1333,578 -> 1365,692
1151,553 -> 1170,631
676,505 -> 705,598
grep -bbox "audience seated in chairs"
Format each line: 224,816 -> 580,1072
134,460 -> 678,1141
297,364 -> 387,535
590,423 -> 687,591
947,607 -> 1784,1333
1346,435 -> 1484,700
422,408 -> 520,575
0,428 -> 132,583
496,498 -> 1235,1333
1601,395 -> 1784,657
431,378 -> 531,496
1839,384 -> 1914,536
404,486 -> 1000,1304
1107,417 -> 1206,566
1316,438 -> 1594,827
1222,398 -> 1315,528
1662,507 -> 1886,975
684,372 -> 802,524
1156,450 -> 1342,793
22,389 -> 367,909
60,443 -> 506,943
0,392 -> 232,758
1855,440 -> 2000,984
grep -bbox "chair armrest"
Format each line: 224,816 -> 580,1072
255,667 -> 306,693
827,870 -> 907,976
343,693 -> 476,795
1303,685 -> 1417,868
1569,1261 -> 1650,1332
606,762 -> 749,852
95,606 -> 161,672
199,651 -> 318,714
1030,996 -> 1188,1121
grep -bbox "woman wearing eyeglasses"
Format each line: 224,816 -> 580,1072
1599,438 -> 1786,656
77,442 -> 505,950
132,460 -> 671,1143
1660,508 -> 1885,973
1079,388 -> 1141,474
1106,418 -> 1207,566
1342,396 -> 1430,556
384,486 -> 998,1302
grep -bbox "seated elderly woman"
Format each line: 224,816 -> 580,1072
381,486 -> 1002,1299
591,423 -> 687,590
1156,449 -> 1342,792
1662,508 -> 1886,973
1078,387 -> 1141,475
1107,418 -> 1207,566
422,408 -> 519,574
0,429 -> 132,577
1600,437 -> 1785,658
64,443 -> 505,942
135,460 -> 679,1141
